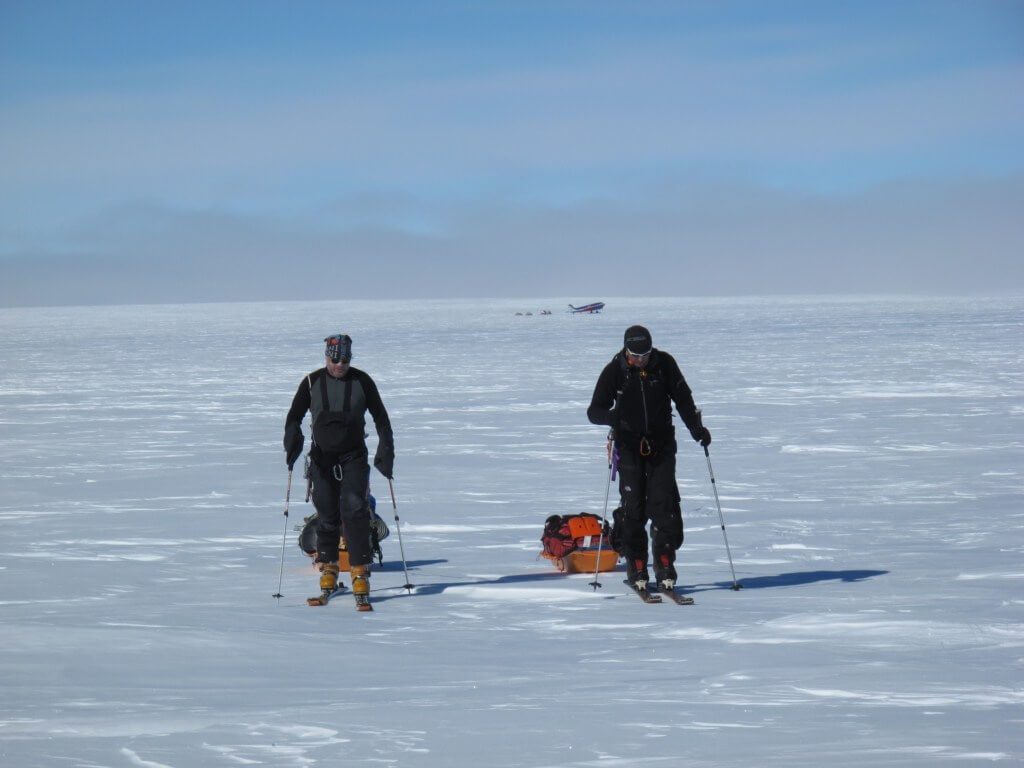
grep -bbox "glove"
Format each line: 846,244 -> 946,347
373,452 -> 394,480
374,429 -> 395,479
284,429 -> 304,470
692,426 -> 712,448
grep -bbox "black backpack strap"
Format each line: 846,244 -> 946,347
319,370 -> 330,410
318,371 -> 354,414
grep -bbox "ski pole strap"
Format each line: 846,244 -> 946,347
319,372 -> 329,410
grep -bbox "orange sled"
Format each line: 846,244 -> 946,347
542,548 -> 619,573
337,549 -> 352,572
541,515 -> 618,573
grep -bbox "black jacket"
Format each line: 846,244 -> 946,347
587,349 -> 703,446
285,366 -> 394,467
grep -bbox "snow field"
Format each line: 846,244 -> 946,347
1,296 -> 1022,766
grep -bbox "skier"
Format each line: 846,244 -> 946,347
587,325 -> 711,593
284,333 -> 395,610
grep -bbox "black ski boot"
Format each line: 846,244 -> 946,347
654,553 -> 677,591
626,557 -> 650,591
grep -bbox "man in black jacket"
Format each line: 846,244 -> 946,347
587,325 -> 711,592
284,333 -> 395,609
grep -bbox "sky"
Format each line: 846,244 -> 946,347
1,0 -> 1022,306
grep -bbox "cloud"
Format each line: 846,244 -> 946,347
2,32 -> 1020,199
2,175 -> 1020,306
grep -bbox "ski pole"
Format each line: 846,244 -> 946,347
589,433 -> 618,591
272,469 -> 292,600
387,478 -> 415,593
704,445 -> 741,590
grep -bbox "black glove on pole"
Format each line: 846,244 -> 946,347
285,432 -> 304,470
690,408 -> 712,447
374,452 -> 394,479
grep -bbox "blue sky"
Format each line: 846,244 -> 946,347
1,1 -> 1022,305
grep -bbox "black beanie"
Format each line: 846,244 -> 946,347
623,325 -> 653,355
324,333 -> 353,363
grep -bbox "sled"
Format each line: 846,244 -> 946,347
297,506 -> 389,571
541,514 -> 618,573
542,547 -> 619,574
337,548 -> 352,572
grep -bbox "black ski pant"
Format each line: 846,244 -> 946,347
310,449 -> 372,567
616,440 -> 684,564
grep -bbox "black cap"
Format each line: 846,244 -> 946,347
624,325 -> 652,355
324,334 -> 353,363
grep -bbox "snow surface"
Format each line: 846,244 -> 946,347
1,296 -> 1022,767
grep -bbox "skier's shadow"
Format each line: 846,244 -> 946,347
370,567 -> 616,602
373,559 -> 448,573
370,566 -> 889,602
370,565 -> 888,602
688,569 -> 889,593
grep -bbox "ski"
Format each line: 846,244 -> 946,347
659,587 -> 695,606
307,585 -> 346,606
624,579 -> 662,603
354,594 -> 373,612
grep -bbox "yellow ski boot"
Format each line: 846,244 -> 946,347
307,562 -> 341,606
351,564 -> 372,612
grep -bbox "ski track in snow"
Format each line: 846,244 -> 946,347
1,296 -> 1023,767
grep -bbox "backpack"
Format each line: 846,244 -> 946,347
541,513 -> 612,559
297,494 -> 390,564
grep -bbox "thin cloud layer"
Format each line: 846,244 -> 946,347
3,175 -> 1019,306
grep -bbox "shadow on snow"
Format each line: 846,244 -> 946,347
370,568 -> 618,603
689,569 -> 889,593
370,567 -> 889,602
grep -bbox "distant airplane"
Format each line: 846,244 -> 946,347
568,302 -> 605,314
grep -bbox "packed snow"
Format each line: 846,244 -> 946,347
1,296 -> 1022,767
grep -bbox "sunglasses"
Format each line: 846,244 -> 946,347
625,350 -> 651,361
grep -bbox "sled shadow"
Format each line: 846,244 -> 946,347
689,569 -> 888,593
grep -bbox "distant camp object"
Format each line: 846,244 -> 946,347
540,513 -> 618,573
568,302 -> 605,314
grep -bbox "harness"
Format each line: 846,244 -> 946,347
616,355 -> 664,457
311,370 -> 364,475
